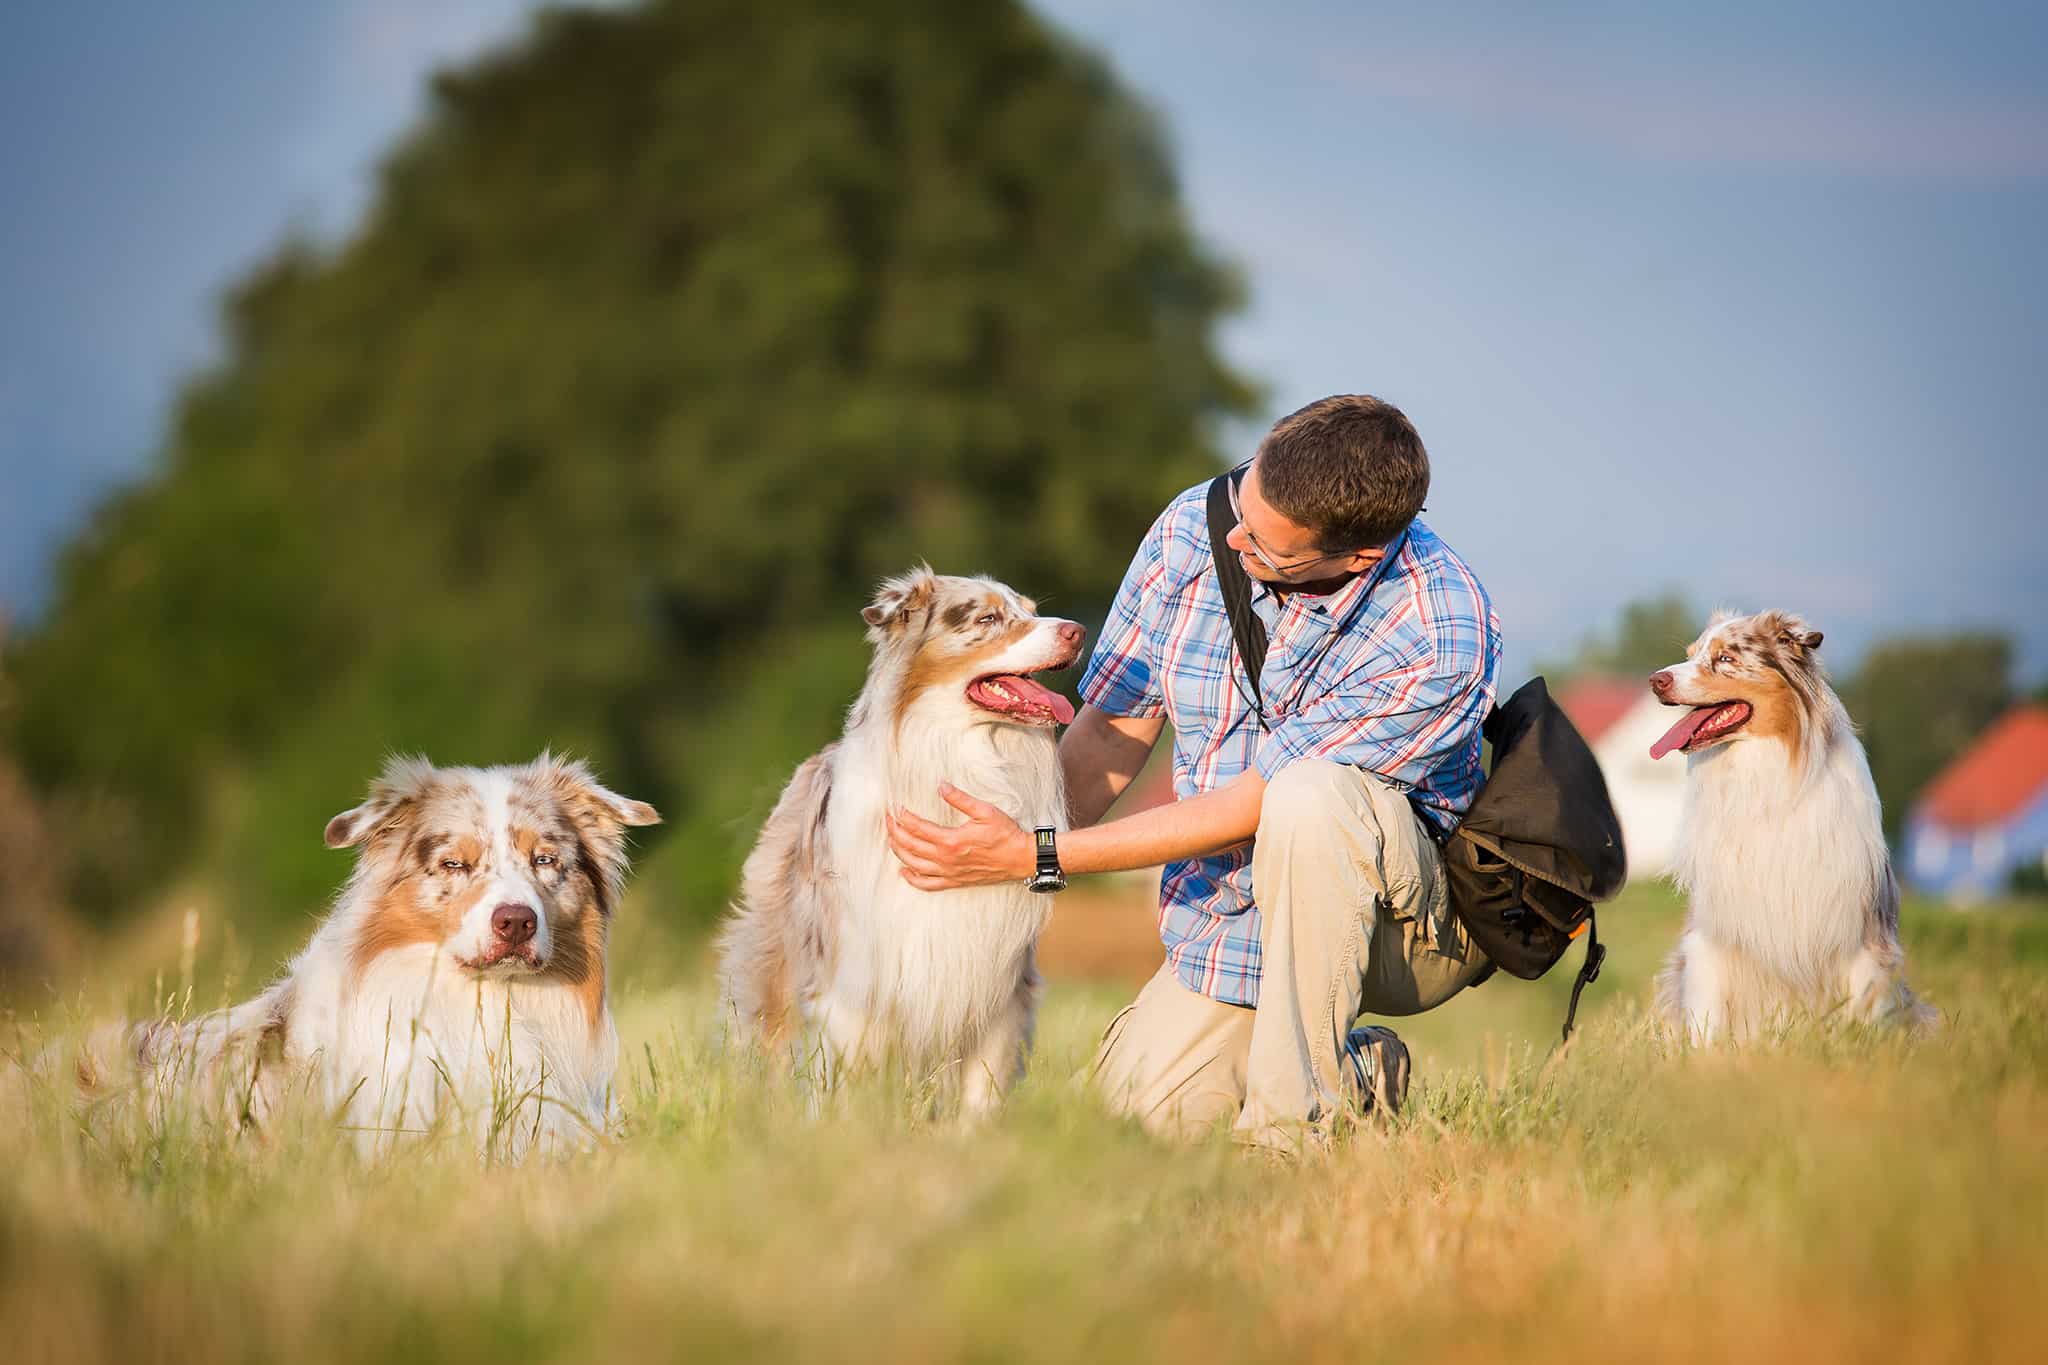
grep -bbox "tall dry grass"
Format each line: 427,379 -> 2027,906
3,884 -> 2043,1364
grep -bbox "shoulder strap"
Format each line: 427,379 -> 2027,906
1206,472 -> 1269,717
1560,910 -> 1606,1042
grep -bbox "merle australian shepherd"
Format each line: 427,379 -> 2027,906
1648,610 -> 1936,1042
718,567 -> 1084,1113
129,754 -> 659,1155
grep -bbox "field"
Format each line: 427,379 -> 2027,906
4,880 -> 2045,1365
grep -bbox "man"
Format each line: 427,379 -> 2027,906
886,394 -> 1501,1146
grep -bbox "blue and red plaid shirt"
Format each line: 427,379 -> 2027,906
1078,480 -> 1501,1007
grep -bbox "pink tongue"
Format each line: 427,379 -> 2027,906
1650,707 -> 1715,760
995,675 -> 1077,725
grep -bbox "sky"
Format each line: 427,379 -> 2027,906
3,0 -> 2044,683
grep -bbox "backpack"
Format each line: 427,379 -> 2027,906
1205,471 -> 1628,1040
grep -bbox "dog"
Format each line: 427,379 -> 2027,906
1648,610 -> 1934,1042
130,754 -> 659,1155
717,566 -> 1084,1113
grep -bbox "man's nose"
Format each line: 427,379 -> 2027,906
1649,670 -> 1674,698
491,903 -> 537,945
1055,621 -> 1085,651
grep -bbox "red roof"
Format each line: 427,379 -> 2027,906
1556,677 -> 1646,746
1917,705 -> 2048,831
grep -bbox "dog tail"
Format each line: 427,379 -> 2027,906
717,745 -> 839,1046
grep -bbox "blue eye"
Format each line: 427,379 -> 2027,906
533,853 -> 557,868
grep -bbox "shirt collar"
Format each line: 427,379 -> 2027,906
1252,523 -> 1412,621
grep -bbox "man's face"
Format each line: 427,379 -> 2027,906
1225,459 -> 1385,587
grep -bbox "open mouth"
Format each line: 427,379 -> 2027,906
966,666 -> 1077,727
1650,701 -> 1754,759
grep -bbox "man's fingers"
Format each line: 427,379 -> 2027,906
892,806 -> 951,839
937,782 -> 1001,820
886,814 -> 947,859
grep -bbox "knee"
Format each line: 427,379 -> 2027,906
1257,760 -> 1364,838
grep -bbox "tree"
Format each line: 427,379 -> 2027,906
1840,633 -> 2013,842
1,0 -> 1255,939
1537,591 -> 1700,687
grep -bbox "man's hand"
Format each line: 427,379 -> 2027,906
885,782 -> 1034,891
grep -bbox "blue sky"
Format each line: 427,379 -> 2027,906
4,1 -> 2044,682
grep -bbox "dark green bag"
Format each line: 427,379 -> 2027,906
1206,472 -> 1627,1040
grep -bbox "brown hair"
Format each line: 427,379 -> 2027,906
1256,394 -> 1430,551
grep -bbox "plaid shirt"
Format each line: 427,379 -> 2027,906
1078,480 -> 1501,1007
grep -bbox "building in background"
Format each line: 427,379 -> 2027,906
1904,705 -> 2048,900
1557,677 -> 1687,881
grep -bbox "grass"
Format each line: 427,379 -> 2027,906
3,881 -> 2045,1364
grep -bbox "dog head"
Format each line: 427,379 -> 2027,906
1647,609 -> 1836,769
324,754 -> 659,988
859,565 -> 1086,731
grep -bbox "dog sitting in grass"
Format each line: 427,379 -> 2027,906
1648,610 -> 1936,1042
717,567 -> 1084,1113
127,754 -> 659,1156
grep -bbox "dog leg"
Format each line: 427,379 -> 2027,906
1844,941 -> 1938,1030
1676,930 -> 1732,1045
960,955 -> 1041,1118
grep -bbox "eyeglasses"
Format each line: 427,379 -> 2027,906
1225,461 -> 1366,578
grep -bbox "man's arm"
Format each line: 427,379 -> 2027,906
885,758 -> 1267,890
1060,703 -> 1166,829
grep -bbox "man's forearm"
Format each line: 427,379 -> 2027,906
1058,770 -> 1266,875
1059,704 -> 1166,828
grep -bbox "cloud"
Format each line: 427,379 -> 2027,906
1318,43 -> 2048,180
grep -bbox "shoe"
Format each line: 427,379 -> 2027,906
1343,1025 -> 1410,1117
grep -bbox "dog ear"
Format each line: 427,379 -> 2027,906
324,755 -> 438,849
861,564 -> 939,632
1778,626 -> 1823,653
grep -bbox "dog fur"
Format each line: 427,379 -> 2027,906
130,753 -> 658,1155
717,566 -> 1083,1113
1648,610 -> 1935,1042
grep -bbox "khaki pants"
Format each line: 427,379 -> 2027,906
1091,759 -> 1491,1143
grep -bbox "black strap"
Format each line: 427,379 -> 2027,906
1206,472 -> 1269,719
1560,909 -> 1606,1042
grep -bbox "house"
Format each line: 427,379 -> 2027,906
1903,704 -> 2048,900
1557,676 -> 1688,880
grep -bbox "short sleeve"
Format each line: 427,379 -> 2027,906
1078,509 -> 1171,718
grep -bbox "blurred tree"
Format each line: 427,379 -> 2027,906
1840,633 -> 2013,842
1,0 -> 1254,939
1536,591 -> 1700,687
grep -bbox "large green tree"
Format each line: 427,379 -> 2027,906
2,0 -> 1253,937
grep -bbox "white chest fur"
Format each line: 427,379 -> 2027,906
285,940 -> 616,1156
1672,736 -> 1889,992
819,700 -> 1065,1059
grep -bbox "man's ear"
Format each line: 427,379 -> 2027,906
324,755 -> 437,849
862,564 -> 939,632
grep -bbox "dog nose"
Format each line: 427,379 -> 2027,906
1649,670 -> 1673,697
1055,621 -> 1085,650
491,904 -> 537,945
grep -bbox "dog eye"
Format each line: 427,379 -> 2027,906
532,853 -> 557,868
440,859 -> 470,873
976,613 -> 1000,627
1715,653 -> 1736,667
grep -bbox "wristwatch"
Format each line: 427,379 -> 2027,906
1026,826 -> 1067,893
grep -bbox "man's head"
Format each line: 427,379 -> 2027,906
1226,395 -> 1430,587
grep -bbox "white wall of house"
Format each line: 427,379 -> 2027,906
1590,695 -> 1692,880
